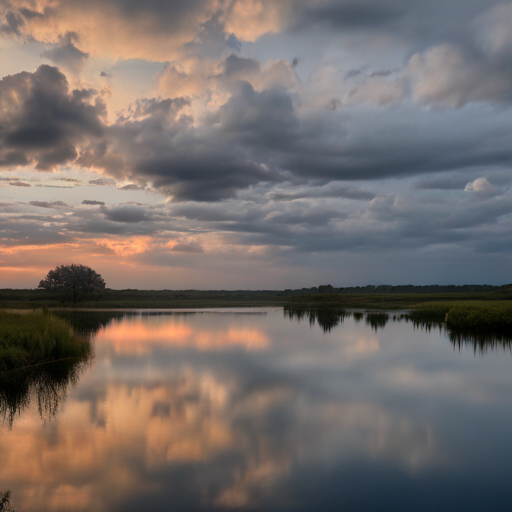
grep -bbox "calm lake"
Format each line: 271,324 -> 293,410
1,308 -> 512,511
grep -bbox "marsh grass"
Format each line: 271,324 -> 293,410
0,311 -> 90,372
411,301 -> 512,332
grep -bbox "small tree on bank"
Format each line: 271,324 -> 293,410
38,264 -> 106,303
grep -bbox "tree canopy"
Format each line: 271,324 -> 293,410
38,264 -> 106,303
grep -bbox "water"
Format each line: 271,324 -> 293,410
1,308 -> 512,511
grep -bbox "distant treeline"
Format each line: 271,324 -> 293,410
0,284 -> 506,309
0,284 -> 500,299
302,284 -> 499,294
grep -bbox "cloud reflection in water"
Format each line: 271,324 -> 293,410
1,309 -> 511,511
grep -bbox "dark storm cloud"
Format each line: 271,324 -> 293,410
78,94 -> 280,202
41,33 -> 89,73
102,205 -> 151,223
288,0 -> 505,45
137,154 -> 272,202
0,65 -> 105,170
219,81 -> 299,148
70,76 -> 511,202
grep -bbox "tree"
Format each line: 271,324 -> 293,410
38,264 -> 106,303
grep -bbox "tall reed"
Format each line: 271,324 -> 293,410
0,311 -> 90,372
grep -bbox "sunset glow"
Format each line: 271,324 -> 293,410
0,0 -> 510,287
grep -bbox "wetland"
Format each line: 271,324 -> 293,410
1,308 -> 512,511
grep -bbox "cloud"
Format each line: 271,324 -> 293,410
409,44 -> 512,108
294,2 -> 404,31
82,200 -> 105,205
75,93 -> 280,202
118,183 -> 144,191
40,32 -> 89,73
171,240 -> 204,253
0,65 -> 105,170
0,10 -> 23,34
412,175 -> 474,190
102,205 -> 151,223
221,54 -> 261,79
273,185 -> 376,201
226,33 -> 242,52
29,200 -> 68,208
9,181 -> 30,187
89,177 -> 116,186
465,177 -> 497,194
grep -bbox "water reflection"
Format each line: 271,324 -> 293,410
1,309 -> 512,511
284,307 -> 350,332
286,307 -> 512,354
365,312 -> 389,331
54,310 -> 128,337
0,351 -> 92,428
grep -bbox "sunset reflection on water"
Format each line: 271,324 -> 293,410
1,309 -> 512,512
95,314 -> 269,353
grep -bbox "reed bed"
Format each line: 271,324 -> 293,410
0,311 -> 90,372
411,301 -> 512,333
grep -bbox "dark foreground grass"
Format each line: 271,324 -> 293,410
0,311 -> 90,372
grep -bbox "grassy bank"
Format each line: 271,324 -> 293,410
2,286 -> 511,310
285,292 -> 508,310
409,300 -> 512,329
0,311 -> 90,372
0,288 -> 291,309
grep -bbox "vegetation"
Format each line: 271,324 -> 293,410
0,491 -> 15,512
0,311 -> 91,372
2,284 -> 509,310
38,264 -> 106,303
409,300 -> 512,333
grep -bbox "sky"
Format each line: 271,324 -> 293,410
0,0 -> 511,290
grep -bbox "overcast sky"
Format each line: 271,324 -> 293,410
0,0 -> 511,289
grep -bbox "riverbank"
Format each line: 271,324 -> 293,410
0,311 -> 90,372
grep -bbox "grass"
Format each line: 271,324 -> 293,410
409,300 -> 512,330
284,292 -> 509,310
0,311 -> 91,372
